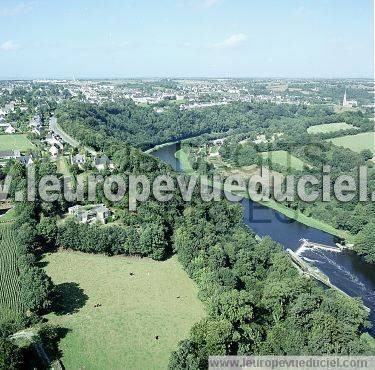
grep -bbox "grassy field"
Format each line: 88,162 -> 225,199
0,134 -> 35,151
328,131 -> 374,154
56,156 -> 71,176
43,251 -> 204,370
307,122 -> 356,134
0,224 -> 23,312
175,148 -> 194,172
0,208 -> 16,222
260,150 -> 306,171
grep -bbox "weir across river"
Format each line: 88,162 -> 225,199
297,238 -> 343,253
288,240 -> 371,313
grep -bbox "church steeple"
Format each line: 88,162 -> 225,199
343,90 -> 347,106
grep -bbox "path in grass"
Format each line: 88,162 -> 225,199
328,131 -> 374,154
44,251 -> 204,370
0,224 -> 23,313
307,122 -> 356,134
0,134 -> 35,152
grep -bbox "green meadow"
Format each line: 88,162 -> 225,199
328,131 -> 374,154
44,251 -> 204,370
307,122 -> 356,134
0,134 -> 35,152
260,150 -> 306,170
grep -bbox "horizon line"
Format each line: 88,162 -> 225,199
0,76 -> 373,81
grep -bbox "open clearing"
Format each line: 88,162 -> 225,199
328,131 -> 374,154
307,122 -> 356,134
260,150 -> 306,170
56,156 -> 71,176
0,134 -> 35,151
43,251 -> 204,370
0,224 -> 23,313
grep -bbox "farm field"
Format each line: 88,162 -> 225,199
307,122 -> 356,134
0,224 -> 23,312
43,251 -> 204,370
0,134 -> 35,152
260,150 -> 306,170
328,131 -> 374,154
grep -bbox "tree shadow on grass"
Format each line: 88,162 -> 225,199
52,282 -> 89,316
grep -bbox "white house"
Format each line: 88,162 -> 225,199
29,115 -> 42,136
45,134 -> 63,149
49,144 -> 59,157
4,125 -> 16,134
68,204 -> 111,224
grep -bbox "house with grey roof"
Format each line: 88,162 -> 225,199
92,155 -> 110,171
0,150 -> 21,166
17,155 -> 33,167
68,204 -> 111,224
0,150 -> 21,159
71,153 -> 86,166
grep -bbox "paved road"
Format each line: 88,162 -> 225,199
49,116 -> 97,155
49,116 -> 79,147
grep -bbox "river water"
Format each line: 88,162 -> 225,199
152,142 -> 375,329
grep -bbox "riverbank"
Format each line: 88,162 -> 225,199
145,139 -> 182,154
175,148 -> 350,240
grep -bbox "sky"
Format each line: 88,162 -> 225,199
0,0 -> 373,78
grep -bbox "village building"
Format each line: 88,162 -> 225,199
68,204 -> 111,224
4,124 -> 16,134
16,155 -> 34,167
0,150 -> 21,160
29,115 -> 42,136
71,153 -> 86,166
49,144 -> 60,157
92,155 -> 112,171
0,150 -> 21,166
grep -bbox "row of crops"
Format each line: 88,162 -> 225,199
0,223 -> 24,313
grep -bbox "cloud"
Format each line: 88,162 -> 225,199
0,1 -> 35,17
213,33 -> 248,49
201,0 -> 220,8
1,40 -> 20,51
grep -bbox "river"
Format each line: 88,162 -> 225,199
152,142 -> 375,330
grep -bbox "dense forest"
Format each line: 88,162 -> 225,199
57,100 -> 339,150
170,201 -> 373,368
